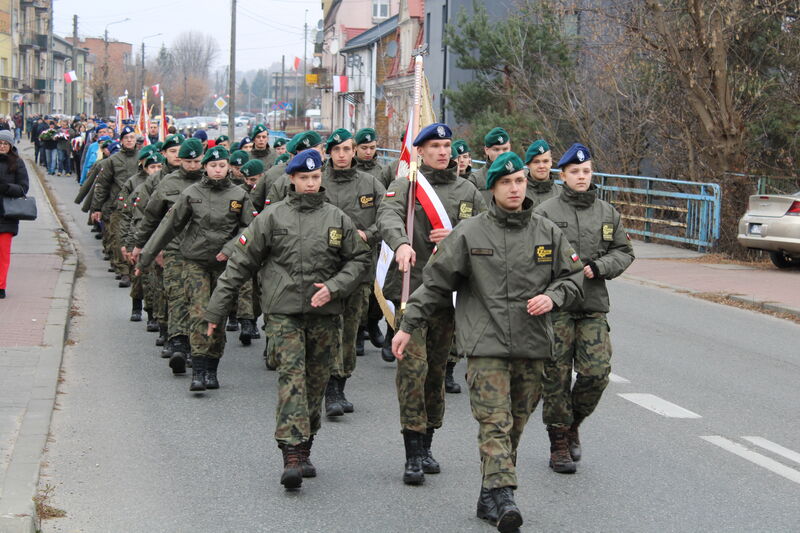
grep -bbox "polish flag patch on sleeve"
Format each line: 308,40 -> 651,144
264,199 -> 271,205
571,251 -> 580,262
239,235 -> 248,246
386,191 -> 396,197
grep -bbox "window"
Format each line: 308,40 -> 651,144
373,0 -> 389,20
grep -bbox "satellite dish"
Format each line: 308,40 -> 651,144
312,56 -> 322,68
330,40 -> 339,54
317,19 -> 324,31
385,41 -> 398,58
315,31 -> 323,45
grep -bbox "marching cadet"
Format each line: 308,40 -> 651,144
376,123 -> 486,485
204,149 -> 370,489
118,146 -> 162,325
319,129 -> 386,417
393,152 -> 584,533
263,131 -> 326,204
535,143 -> 634,474
238,136 -> 253,152
273,137 -> 288,155
216,135 -> 231,150
240,159 -> 264,192
229,150 -> 249,182
131,138 -> 206,371
451,139 -> 475,180
524,139 -> 560,206
467,127 -> 512,205
250,124 -> 277,169
91,125 -> 140,287
138,146 -> 255,392
252,131 -> 322,211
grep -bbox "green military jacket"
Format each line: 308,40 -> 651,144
91,147 -> 139,212
117,169 -> 148,250
124,179 -> 152,250
139,175 -> 255,269
378,159 -> 399,189
250,147 -> 277,171
526,171 -> 563,207
465,164 -> 493,206
134,167 -> 204,251
355,156 -> 385,183
251,161 -> 287,212
376,161 -> 486,303
321,161 -> 386,247
75,158 -> 108,211
401,199 -> 584,359
535,185 -> 635,313
204,188 -> 371,323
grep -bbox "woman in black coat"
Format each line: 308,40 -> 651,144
0,129 -> 30,298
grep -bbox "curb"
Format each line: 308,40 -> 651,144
0,155 -> 79,533
620,273 -> 800,319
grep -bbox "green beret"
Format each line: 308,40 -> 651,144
486,152 -> 524,189
143,152 -> 165,167
201,146 -> 230,165
325,128 -> 353,153
178,138 -> 204,160
153,141 -> 164,151
240,159 -> 265,178
230,141 -> 240,151
292,130 -> 324,152
354,128 -> 377,145
484,127 -> 510,147
251,123 -> 268,138
451,139 -> 470,159
229,150 -> 249,167
273,137 -> 288,148
161,134 -> 185,151
275,153 -> 291,165
216,135 -> 229,144
138,145 -> 157,160
524,140 -> 551,164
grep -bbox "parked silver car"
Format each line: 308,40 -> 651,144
737,191 -> 800,268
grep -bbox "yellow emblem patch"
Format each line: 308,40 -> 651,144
535,245 -> 553,263
230,200 -> 243,213
328,227 -> 343,248
458,201 -> 473,219
359,194 -> 375,208
602,223 -> 614,241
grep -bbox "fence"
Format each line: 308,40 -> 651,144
377,148 -> 721,251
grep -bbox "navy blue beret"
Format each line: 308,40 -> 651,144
286,149 -> 323,174
239,136 -> 253,146
193,129 -> 208,142
413,123 -> 452,146
557,143 -> 591,169
120,125 -> 135,138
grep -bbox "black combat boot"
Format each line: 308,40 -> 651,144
547,426 -> 577,474
226,312 -> 239,331
279,443 -> 303,489
298,436 -> 317,478
421,427 -> 441,474
251,320 -> 261,340
402,430 -> 425,485
189,356 -> 206,391
169,335 -> 190,375
324,378 -> 344,417
156,323 -> 168,347
445,361 -> 461,393
476,487 -> 500,526
491,487 -> 523,533
118,275 -> 131,288
204,358 -> 220,389
160,336 -> 174,358
381,326 -> 395,363
145,310 -> 159,332
355,333 -> 365,356
238,319 -> 253,345
129,298 -> 143,322
337,376 -> 353,413
567,419 -> 582,462
114,271 -> 121,278
366,318 -> 385,348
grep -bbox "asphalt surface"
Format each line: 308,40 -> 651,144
38,171 -> 800,533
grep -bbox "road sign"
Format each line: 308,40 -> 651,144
214,97 -> 227,111
305,74 -> 318,85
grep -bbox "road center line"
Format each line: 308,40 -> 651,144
701,436 -> 800,485
609,373 -> 630,384
742,436 -> 800,466
617,393 -> 702,418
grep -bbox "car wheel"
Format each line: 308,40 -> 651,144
769,251 -> 795,269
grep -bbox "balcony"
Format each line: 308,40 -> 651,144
18,33 -> 48,50
34,78 -> 46,91
21,0 -> 49,11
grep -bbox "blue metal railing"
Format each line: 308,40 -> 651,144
376,148 -> 721,251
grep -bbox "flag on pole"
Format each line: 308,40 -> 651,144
63,70 -> 78,83
159,93 -> 167,142
151,84 -> 160,97
333,75 -> 348,93
293,57 -> 301,71
137,90 -> 150,146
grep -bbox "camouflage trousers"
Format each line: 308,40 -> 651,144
266,313 -> 341,446
467,357 -> 544,490
129,264 -> 144,301
331,284 -> 369,379
183,260 -> 227,359
162,250 -> 191,340
101,214 -> 112,256
148,264 -> 167,323
109,210 -> 130,277
396,307 -> 455,433
542,311 -> 612,428
447,330 -> 461,364
235,279 -> 255,320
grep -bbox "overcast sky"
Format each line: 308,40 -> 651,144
51,0 -> 323,73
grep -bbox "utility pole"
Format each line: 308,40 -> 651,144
302,9 -> 308,122
141,42 -> 145,94
71,15 -> 78,116
47,0 -> 54,113
227,0 -> 236,141
280,55 -> 285,128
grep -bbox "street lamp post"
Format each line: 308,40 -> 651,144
140,33 -> 162,95
103,18 -> 130,117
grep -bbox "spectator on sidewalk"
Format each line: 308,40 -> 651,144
13,113 -> 23,144
39,122 -> 58,175
0,129 -> 30,299
55,120 -> 73,176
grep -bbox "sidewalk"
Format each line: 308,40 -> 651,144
624,241 -> 800,317
0,143 -> 77,533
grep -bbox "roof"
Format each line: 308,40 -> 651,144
341,14 -> 399,52
342,26 -> 368,42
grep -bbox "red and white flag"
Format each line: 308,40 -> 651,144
64,70 -> 78,83
151,84 -> 160,96
333,75 -> 348,93
293,57 -> 301,71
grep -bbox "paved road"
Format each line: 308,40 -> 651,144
39,172 -> 800,533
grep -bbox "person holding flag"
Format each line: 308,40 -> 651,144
376,122 -> 486,485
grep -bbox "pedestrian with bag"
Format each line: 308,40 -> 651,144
0,130 -> 30,299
